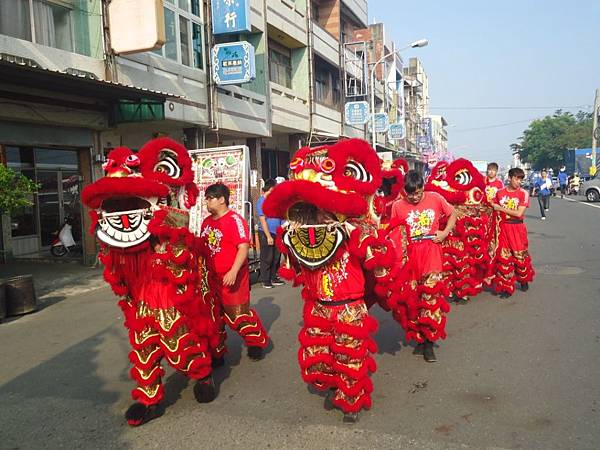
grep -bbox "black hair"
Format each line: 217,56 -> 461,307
487,162 -> 499,171
262,178 -> 276,193
404,170 -> 424,194
205,183 -> 230,206
508,167 -> 525,179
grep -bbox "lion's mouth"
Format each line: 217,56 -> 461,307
283,202 -> 345,269
97,196 -> 162,248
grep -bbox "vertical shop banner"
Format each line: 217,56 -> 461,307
211,0 -> 251,35
188,146 -> 249,235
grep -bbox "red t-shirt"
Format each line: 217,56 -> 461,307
485,178 -> 504,203
391,191 -> 454,238
200,210 -> 250,274
495,187 -> 530,221
301,248 -> 365,302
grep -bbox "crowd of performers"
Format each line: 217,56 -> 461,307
81,137 -> 535,426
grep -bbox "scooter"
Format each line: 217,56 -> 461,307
51,218 -> 78,257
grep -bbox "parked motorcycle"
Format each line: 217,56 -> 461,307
51,217 -> 78,257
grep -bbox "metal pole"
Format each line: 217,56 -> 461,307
592,88 -> 599,176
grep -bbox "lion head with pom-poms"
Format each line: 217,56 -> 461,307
82,137 -> 199,251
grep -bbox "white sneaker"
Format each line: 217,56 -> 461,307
541,217 -> 546,220
544,209 -> 549,212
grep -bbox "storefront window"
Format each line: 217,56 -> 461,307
6,146 -> 34,168
34,148 -> 78,169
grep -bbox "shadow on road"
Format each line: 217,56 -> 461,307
0,327 -> 129,449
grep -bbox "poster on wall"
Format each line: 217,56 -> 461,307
188,145 -> 250,235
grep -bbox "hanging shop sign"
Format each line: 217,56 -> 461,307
388,122 -> 406,140
212,41 -> 256,85
344,101 -> 370,125
212,0 -> 251,35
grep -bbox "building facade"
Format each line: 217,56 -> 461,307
1,0 -> 433,264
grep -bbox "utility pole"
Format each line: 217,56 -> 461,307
592,89 -> 599,177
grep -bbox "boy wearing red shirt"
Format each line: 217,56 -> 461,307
390,170 -> 457,363
485,162 -> 504,203
489,168 -> 535,298
200,183 -> 269,361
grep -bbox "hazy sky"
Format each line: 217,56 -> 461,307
369,0 -> 600,167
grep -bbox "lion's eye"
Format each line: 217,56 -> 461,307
454,170 -> 472,185
153,150 -> 181,178
344,161 -> 372,182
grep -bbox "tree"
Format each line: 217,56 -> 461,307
518,110 -> 592,170
0,164 -> 39,215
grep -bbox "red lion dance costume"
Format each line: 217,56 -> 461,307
82,138 -> 220,426
263,139 -> 393,422
425,159 -> 492,302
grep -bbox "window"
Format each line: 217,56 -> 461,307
152,2 -> 204,69
268,40 -> 292,89
0,0 -> 102,58
314,58 -> 341,108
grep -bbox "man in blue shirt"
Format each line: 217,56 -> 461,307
256,179 -> 284,288
558,166 -> 568,198
534,169 -> 552,220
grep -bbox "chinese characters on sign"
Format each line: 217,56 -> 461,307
188,146 -> 250,235
212,41 -> 256,85
370,113 -> 389,133
211,0 -> 251,35
388,122 -> 406,140
344,101 -> 370,125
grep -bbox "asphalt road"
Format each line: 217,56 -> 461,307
1,196 -> 599,449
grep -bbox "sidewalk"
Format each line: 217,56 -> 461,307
0,260 -> 105,300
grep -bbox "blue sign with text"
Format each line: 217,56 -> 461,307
373,113 -> 389,133
388,122 -> 406,140
344,101 -> 369,125
212,41 -> 256,85
212,0 -> 251,35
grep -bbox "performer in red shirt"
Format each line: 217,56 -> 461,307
484,162 -> 505,203
200,183 -> 269,361
488,167 -> 535,298
389,170 -> 457,362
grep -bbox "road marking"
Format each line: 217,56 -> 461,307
563,197 -> 600,209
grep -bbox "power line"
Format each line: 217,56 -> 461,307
453,118 -> 538,133
430,105 -> 592,111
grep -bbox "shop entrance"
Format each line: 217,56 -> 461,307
4,146 -> 82,257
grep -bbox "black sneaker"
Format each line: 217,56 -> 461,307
247,346 -> 264,361
125,402 -> 165,427
412,343 -> 424,355
193,376 -> 217,403
271,279 -> 285,286
423,341 -> 437,363
457,296 -> 470,305
262,283 -> 273,289
520,282 -> 529,292
499,292 -> 512,299
343,412 -> 359,423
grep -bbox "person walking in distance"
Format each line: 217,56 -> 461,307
534,170 -> 552,220
200,183 -> 270,361
256,179 -> 284,288
558,166 -> 568,198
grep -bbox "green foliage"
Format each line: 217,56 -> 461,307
518,110 -> 593,170
0,164 -> 39,215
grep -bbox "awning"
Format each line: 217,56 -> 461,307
0,53 -> 181,102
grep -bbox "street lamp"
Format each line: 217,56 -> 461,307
370,39 -> 428,150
